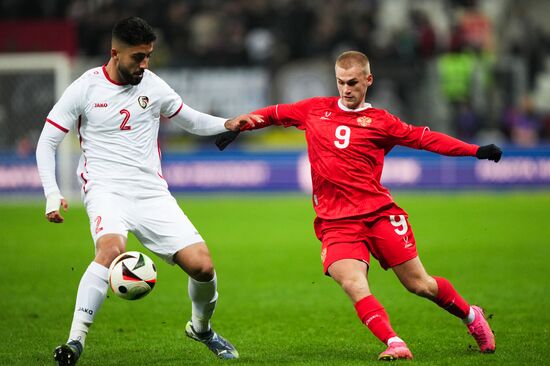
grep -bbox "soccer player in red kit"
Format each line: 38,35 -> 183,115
216,51 -> 500,361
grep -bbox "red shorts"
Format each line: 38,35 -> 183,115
314,203 -> 417,274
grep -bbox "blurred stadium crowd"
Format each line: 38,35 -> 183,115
1,0 -> 550,150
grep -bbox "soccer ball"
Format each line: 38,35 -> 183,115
109,251 -> 157,300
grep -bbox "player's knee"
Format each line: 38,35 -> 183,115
188,262 -> 215,282
340,277 -> 368,297
95,245 -> 123,267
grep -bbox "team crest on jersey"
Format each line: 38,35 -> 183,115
357,116 -> 372,127
138,96 -> 149,109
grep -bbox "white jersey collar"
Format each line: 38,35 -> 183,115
337,98 -> 372,112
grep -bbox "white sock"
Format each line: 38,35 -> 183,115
463,306 -> 476,325
67,261 -> 109,347
188,272 -> 218,334
387,336 -> 405,345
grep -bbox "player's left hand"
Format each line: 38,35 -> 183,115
476,144 -> 502,162
45,192 -> 69,223
217,113 -> 263,151
215,130 -> 240,151
224,114 -> 264,131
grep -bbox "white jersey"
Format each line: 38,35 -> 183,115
38,65 -> 228,197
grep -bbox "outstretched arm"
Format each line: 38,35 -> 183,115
215,105 -> 278,150
386,113 -> 503,162
36,122 -> 69,223
380,113 -> 502,162
215,101 -> 310,150
169,102 -> 262,136
419,130 -> 502,162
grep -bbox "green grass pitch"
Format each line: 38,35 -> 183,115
1,192 -> 549,365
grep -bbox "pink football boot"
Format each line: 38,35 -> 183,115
467,306 -> 496,353
378,341 -> 413,361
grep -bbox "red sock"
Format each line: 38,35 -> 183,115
355,295 -> 396,344
433,276 -> 470,319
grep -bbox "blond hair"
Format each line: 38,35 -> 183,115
335,51 -> 371,74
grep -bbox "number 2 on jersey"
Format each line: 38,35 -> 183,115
334,125 -> 350,149
119,109 -> 131,130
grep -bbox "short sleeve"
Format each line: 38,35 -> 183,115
270,97 -> 318,130
46,78 -> 85,132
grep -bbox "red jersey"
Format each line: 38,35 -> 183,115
249,96 -> 478,219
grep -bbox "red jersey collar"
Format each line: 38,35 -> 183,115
102,64 -> 129,86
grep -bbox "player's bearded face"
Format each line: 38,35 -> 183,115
335,65 -> 373,109
117,63 -> 143,85
117,43 -> 154,85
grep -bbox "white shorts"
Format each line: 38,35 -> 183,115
84,190 -> 204,264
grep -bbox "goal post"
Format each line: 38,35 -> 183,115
0,52 -> 77,199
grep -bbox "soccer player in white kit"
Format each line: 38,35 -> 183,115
36,17 -> 261,365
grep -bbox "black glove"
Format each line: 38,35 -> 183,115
215,130 -> 240,151
476,144 -> 502,162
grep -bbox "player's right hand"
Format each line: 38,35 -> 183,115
45,192 -> 68,223
476,144 -> 502,162
224,113 -> 264,131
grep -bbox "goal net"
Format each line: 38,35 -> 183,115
0,53 -> 77,198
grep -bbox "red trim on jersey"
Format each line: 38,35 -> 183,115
80,172 -> 88,193
167,102 -> 183,119
77,115 -> 83,147
77,116 -> 88,170
77,115 -> 89,193
157,139 -> 165,180
102,64 -> 128,86
46,118 -> 69,133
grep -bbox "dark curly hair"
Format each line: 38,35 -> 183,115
112,17 -> 156,46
